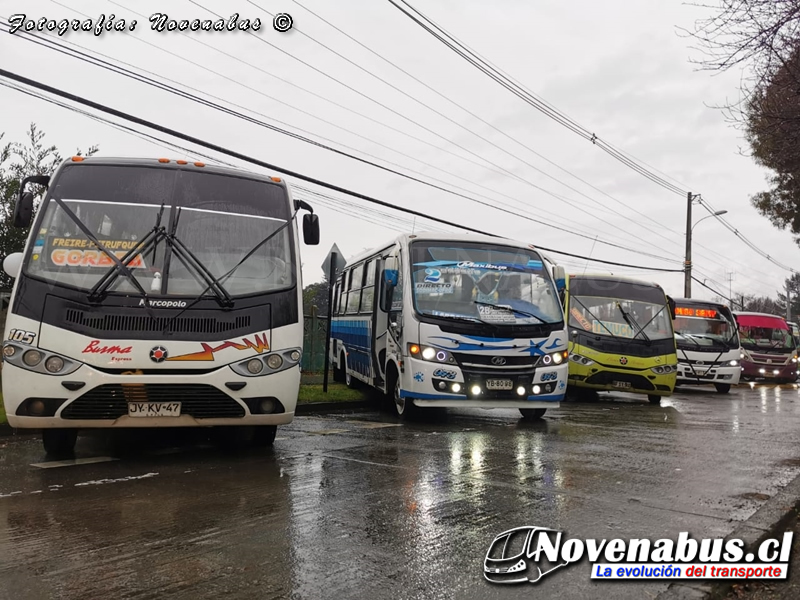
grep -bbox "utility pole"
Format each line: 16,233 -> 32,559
684,192 -> 692,298
726,271 -> 735,304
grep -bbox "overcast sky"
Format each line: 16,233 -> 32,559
1,0 -> 796,304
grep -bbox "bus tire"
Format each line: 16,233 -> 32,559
648,394 -> 662,405
714,383 -> 731,394
519,408 -> 546,421
253,425 -> 277,447
333,352 -> 345,383
393,376 -> 417,420
43,429 -> 78,458
344,355 -> 361,389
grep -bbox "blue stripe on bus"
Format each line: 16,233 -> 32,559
399,391 -> 564,402
331,319 -> 373,379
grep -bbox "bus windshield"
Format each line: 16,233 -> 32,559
567,278 -> 674,341
409,241 -> 563,325
673,304 -> 738,349
24,164 -> 294,298
737,315 -> 795,352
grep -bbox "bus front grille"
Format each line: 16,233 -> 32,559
60,384 -> 246,420
64,309 -> 250,335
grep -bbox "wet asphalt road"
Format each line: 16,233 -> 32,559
1,383 -> 800,600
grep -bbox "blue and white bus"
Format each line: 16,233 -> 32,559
329,232 -> 569,420
1,156 -> 319,456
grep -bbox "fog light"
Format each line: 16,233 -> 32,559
2,345 -> 15,358
452,383 -> 461,393
516,386 -> 526,396
267,354 -> 283,369
247,358 -> 263,374
774,369 -> 780,375
532,385 -> 541,394
259,398 -> 276,413
438,381 -> 446,390
422,347 -> 436,360
23,350 -> 42,366
45,356 -> 64,373
28,399 -> 45,416
290,350 -> 301,362
759,368 -> 766,374
470,385 -> 481,395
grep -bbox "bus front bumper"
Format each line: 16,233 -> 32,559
1,362 -> 299,429
677,364 -> 741,386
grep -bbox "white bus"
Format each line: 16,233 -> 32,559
1,156 -> 319,456
673,298 -> 741,393
329,232 -> 569,420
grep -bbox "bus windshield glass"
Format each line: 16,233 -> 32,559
567,278 -> 674,341
673,304 -> 738,349
409,241 -> 563,325
24,164 -> 294,297
737,315 -> 795,352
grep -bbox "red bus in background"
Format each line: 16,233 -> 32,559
733,311 -> 798,384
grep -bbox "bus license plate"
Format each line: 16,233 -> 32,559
128,402 -> 181,417
486,379 -> 513,390
612,381 -> 631,389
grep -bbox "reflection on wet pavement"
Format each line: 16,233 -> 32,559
1,383 -> 799,599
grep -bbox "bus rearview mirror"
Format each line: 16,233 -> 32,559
3,253 -> 23,279
666,296 -> 676,320
302,213 -> 320,245
553,265 -> 566,291
13,192 -> 34,229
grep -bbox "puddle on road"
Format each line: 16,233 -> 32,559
778,458 -> 800,467
736,492 -> 771,501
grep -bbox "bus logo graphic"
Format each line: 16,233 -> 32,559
491,356 -> 507,366
484,526 -> 570,584
619,357 -> 628,365
166,333 -> 270,361
150,346 -> 168,363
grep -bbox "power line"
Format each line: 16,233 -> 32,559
0,68 -> 685,274
3,22 -> 683,266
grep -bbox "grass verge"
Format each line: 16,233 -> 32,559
298,382 -> 369,404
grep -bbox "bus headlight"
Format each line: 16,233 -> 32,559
408,343 -> 456,364
247,359 -> 264,374
542,350 -> 568,365
652,364 -> 677,374
569,353 -> 594,366
23,350 -> 43,366
45,356 -> 65,373
1,344 -> 80,376
266,354 -> 283,370
729,360 -> 739,366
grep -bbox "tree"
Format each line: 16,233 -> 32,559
0,124 -> 98,288
302,276 -> 329,316
685,2 -> 800,245
776,272 -> 800,319
740,294 -> 784,315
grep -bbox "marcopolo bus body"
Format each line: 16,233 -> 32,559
564,274 -> 678,404
673,298 -> 742,393
1,156 -> 319,456
329,232 -> 569,420
733,311 -> 798,383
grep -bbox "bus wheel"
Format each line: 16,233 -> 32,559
253,425 -> 277,447
43,429 -> 78,458
714,383 -> 731,394
648,395 -> 662,405
394,378 -> 416,420
519,408 -> 546,421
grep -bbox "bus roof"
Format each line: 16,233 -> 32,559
733,311 -> 788,319
55,156 -> 288,187
569,272 -> 663,289
339,231 -> 546,268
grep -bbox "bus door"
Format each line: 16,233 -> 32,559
374,246 -> 402,390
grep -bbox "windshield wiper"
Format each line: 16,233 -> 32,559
677,332 -> 703,347
161,211 -> 298,335
570,296 -> 622,339
163,207 -> 233,307
473,301 -> 545,324
53,198 -> 157,319
616,302 -> 650,343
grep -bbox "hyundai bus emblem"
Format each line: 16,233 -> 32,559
697,361 -> 705,365
619,357 -> 628,365
491,356 -> 507,366
150,346 -> 168,363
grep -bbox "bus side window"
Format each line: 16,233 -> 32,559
391,254 -> 403,313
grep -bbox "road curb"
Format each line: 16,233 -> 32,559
295,400 -> 374,415
655,472 -> 800,600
